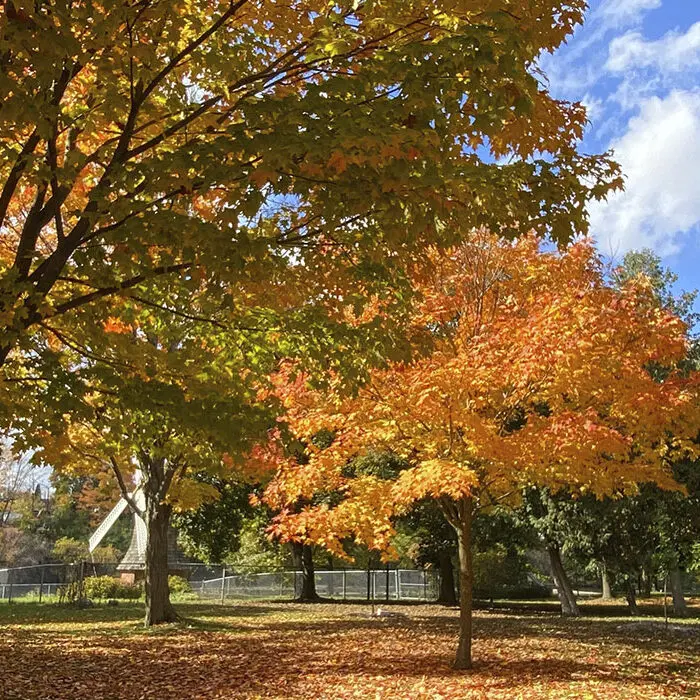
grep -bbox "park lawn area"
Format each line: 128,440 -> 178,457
1,601 -> 699,699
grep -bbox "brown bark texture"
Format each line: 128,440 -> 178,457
670,567 -> 688,617
454,498 -> 474,670
293,542 -> 320,601
548,545 -> 580,617
144,498 -> 178,626
600,561 -> 613,600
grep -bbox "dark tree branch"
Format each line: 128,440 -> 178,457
13,179 -> 48,279
47,132 -> 65,241
140,0 -> 250,105
110,455 -> 145,518
48,262 -> 193,317
7,61 -> 82,275
439,496 -> 462,530
0,129 -> 41,230
37,322 -> 134,369
129,294 -> 226,328
158,456 -> 184,502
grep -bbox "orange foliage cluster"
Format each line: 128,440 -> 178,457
102,317 -> 133,335
75,471 -> 123,527
261,234 -> 700,557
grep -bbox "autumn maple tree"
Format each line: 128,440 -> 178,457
262,233 -> 700,669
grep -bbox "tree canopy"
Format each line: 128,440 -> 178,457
264,235 -> 699,547
0,1 -> 620,411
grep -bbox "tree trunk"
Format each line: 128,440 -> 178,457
548,545 -> 580,617
438,551 -> 457,605
291,542 -> 302,570
669,567 -> 688,617
626,579 -> 638,615
600,561 -> 613,600
454,498 -> 473,670
144,499 -> 178,626
638,568 -> 652,598
292,542 -> 320,601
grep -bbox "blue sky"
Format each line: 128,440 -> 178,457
541,0 -> 700,306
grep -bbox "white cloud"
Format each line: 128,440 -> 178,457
539,0 -> 662,98
589,90 -> 700,256
582,93 -> 605,123
607,22 -> 700,73
596,0 -> 662,28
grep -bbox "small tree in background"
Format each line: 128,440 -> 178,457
51,536 -> 89,564
402,502 -> 458,605
0,438 -> 38,526
175,478 -> 256,565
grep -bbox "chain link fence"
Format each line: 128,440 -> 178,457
191,568 -> 438,602
0,562 -> 439,603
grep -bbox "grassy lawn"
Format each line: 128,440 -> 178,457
1,600 -> 699,699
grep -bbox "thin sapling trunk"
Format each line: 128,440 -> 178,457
454,497 -> 474,670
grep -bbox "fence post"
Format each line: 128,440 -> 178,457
39,566 -> 45,603
220,565 -> 226,605
366,560 -> 371,602
423,569 -> 427,601
8,577 -> 12,604
327,565 -> 335,599
394,569 -> 400,601
385,563 -> 390,601
342,568 -> 347,601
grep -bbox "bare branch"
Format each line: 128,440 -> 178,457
37,322 -> 134,370
129,294 -> 226,328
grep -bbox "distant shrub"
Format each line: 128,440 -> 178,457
52,537 -> 89,564
83,575 -> 114,599
84,575 -> 141,600
168,575 -> 192,595
90,545 -> 122,563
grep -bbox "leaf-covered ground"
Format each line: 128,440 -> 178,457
1,600 -> 699,699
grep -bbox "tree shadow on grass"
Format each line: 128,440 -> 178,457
474,598 -> 700,620
0,601 -> 293,635
2,606 -> 699,699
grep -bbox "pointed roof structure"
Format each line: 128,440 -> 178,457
89,488 -> 191,576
